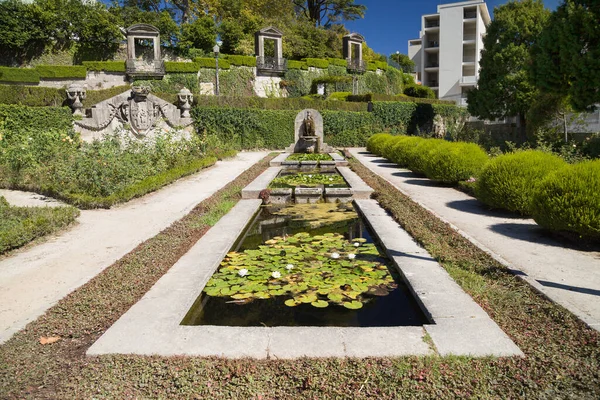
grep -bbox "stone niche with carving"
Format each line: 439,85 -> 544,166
72,86 -> 194,142
286,109 -> 333,154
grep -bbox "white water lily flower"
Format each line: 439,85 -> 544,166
331,252 -> 340,259
348,253 -> 356,259
272,271 -> 282,279
329,178 -> 333,181
353,242 -> 360,247
308,174 -> 313,178
286,264 -> 294,271
238,269 -> 249,277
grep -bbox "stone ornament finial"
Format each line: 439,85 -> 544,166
66,83 -> 87,116
178,87 -> 193,118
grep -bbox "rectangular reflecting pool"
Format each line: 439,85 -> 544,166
182,203 -> 428,327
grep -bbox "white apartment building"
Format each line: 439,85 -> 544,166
408,0 -> 491,105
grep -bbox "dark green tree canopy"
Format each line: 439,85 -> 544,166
467,0 -> 549,125
293,0 -> 366,27
390,53 -> 415,74
531,0 -> 600,111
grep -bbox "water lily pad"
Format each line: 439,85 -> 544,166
284,299 -> 299,307
343,301 -> 363,310
311,300 -> 329,308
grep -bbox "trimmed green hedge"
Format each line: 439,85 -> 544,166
475,150 -> 567,215
0,67 -> 40,84
367,134 -> 487,183
366,62 -> 378,72
192,107 -> 380,149
328,92 -> 351,101
188,95 -> 367,112
194,58 -> 231,70
35,65 -> 87,79
328,58 -> 347,67
83,85 -> 130,108
424,141 -> 488,183
348,93 -> 455,105
288,60 -> 308,70
305,58 -> 330,69
165,62 -> 201,73
82,61 -> 126,72
404,84 -> 436,99
0,85 -> 65,107
532,160 -> 600,239
375,61 -> 388,71
224,55 -> 256,67
0,104 -> 73,132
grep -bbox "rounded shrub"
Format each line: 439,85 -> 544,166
531,160 -> 600,240
404,138 -> 447,174
366,133 -> 394,155
475,150 -> 567,215
380,135 -> 405,160
388,136 -> 423,167
424,142 -> 489,184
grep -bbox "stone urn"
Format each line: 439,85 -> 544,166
178,87 -> 193,118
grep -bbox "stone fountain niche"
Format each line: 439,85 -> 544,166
287,109 -> 333,154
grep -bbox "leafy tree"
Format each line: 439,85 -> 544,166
531,0 -> 600,111
0,0 -> 51,64
293,0 -> 366,27
390,52 -> 415,74
467,0 -> 550,141
180,15 -> 217,54
110,6 -> 180,47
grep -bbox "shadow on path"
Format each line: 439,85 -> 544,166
537,280 -> 600,297
446,199 -> 525,220
489,223 -> 600,252
387,249 -> 435,262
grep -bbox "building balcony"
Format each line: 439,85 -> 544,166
256,56 -> 287,73
462,56 -> 476,64
463,34 -> 476,42
428,81 -> 439,88
460,76 -> 477,86
427,41 -> 439,48
425,21 -> 440,28
464,11 -> 477,19
346,58 -> 366,73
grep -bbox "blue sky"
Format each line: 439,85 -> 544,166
345,0 -> 563,57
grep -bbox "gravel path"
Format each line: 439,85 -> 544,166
351,148 -> 600,332
0,152 -> 268,344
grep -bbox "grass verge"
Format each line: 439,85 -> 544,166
0,197 -> 79,255
0,153 -> 598,399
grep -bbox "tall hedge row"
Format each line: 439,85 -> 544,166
192,107 -> 379,149
0,104 -> 73,132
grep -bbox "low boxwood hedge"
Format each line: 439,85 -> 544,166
165,62 -> 201,73
194,58 -> 231,70
287,60 -> 307,70
531,160 -> 600,240
35,65 -> 87,79
305,58 -> 330,69
224,55 -> 256,67
0,67 -> 40,84
82,61 -> 126,73
328,58 -> 348,67
475,150 -> 567,215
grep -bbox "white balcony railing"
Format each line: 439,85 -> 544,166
463,34 -> 476,41
461,76 -> 477,85
462,56 -> 476,63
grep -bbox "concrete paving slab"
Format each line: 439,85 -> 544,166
270,152 -> 289,166
354,199 -> 522,357
330,153 -> 349,166
0,151 -> 268,344
342,327 -> 432,357
337,167 -> 373,199
268,327 -> 346,358
350,148 -> 600,332
425,319 -> 524,357
241,167 -> 282,199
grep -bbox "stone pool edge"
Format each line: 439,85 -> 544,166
87,166 -> 522,359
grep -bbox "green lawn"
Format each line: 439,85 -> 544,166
0,197 -> 79,255
0,154 -> 597,399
